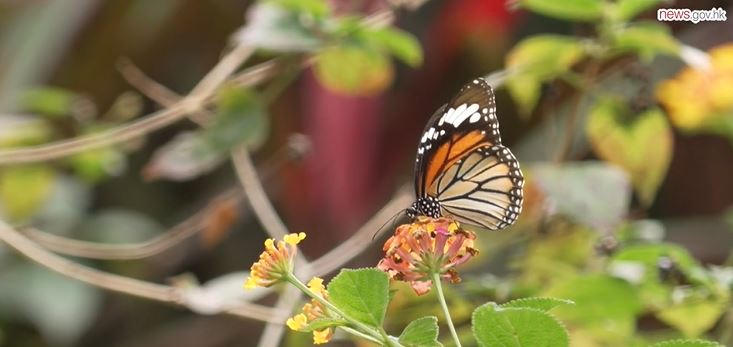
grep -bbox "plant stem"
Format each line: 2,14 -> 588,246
432,273 -> 462,347
286,274 -> 397,345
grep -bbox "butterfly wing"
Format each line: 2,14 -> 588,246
434,144 -> 523,230
414,78 -> 523,230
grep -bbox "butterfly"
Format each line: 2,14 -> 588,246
405,78 -> 524,231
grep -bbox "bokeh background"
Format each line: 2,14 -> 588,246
0,0 -> 732,346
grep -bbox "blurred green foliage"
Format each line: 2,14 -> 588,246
0,0 -> 731,346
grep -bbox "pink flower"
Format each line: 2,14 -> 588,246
377,217 -> 478,295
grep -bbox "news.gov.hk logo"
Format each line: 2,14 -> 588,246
658,8 -> 727,24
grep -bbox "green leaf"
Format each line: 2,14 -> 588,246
530,162 -> 631,231
20,87 -> 76,118
586,98 -> 672,206
612,243 -> 729,337
506,35 -> 584,114
472,303 -> 569,347
502,297 -> 575,312
610,242 -> 729,327
0,115 -> 53,148
0,165 -> 56,221
613,0 -> 666,21
142,131 -> 225,181
0,264 -> 101,345
649,339 -> 726,347
518,226 -> 595,286
399,316 -> 442,347
314,45 -> 394,96
236,3 -> 322,52
613,22 -> 680,61
327,268 -> 390,327
507,35 -> 585,80
506,74 -> 541,117
365,27 -> 423,67
267,0 -> 329,18
656,298 -> 729,337
210,86 -> 269,150
545,275 -> 641,344
518,0 -> 603,21
69,148 -> 126,182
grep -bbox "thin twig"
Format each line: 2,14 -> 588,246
0,103 -> 190,165
21,134 -> 302,260
309,187 -> 412,277
554,61 -> 602,162
230,146 -> 292,241
21,189 -> 239,259
0,218 -> 284,323
257,285 -> 302,347
187,45 -> 255,102
117,58 -> 212,125
0,5 -> 401,167
0,45 -> 262,166
118,62 -> 298,252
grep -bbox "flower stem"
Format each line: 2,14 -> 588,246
432,273 -> 462,347
285,274 -> 398,345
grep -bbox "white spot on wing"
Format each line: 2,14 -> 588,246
469,112 -> 481,123
451,103 -> 479,127
445,104 -> 465,124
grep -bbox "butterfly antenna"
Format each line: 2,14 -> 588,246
371,209 -> 408,241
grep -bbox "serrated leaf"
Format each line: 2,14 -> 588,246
327,268 -> 389,327
649,339 -> 725,347
314,45 -> 394,96
530,162 -> 631,231
545,275 -> 641,344
142,131 -> 225,181
210,86 -> 269,150
613,0 -> 666,21
518,0 -> 603,21
0,165 -> 56,221
20,87 -> 76,118
586,98 -> 672,206
472,304 -> 569,347
366,27 -> 423,67
613,22 -> 680,61
502,297 -> 575,312
399,316 -> 442,347
506,35 -> 584,114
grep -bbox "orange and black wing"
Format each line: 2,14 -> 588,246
414,78 -> 523,230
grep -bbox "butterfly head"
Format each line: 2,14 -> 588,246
407,196 -> 442,220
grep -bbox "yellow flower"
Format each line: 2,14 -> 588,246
313,328 -> 334,344
286,313 -> 308,331
307,277 -> 326,295
656,43 -> 733,131
287,276 -> 334,344
243,233 -> 306,289
377,217 -> 478,295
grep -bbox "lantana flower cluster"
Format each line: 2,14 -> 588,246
377,216 -> 478,295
